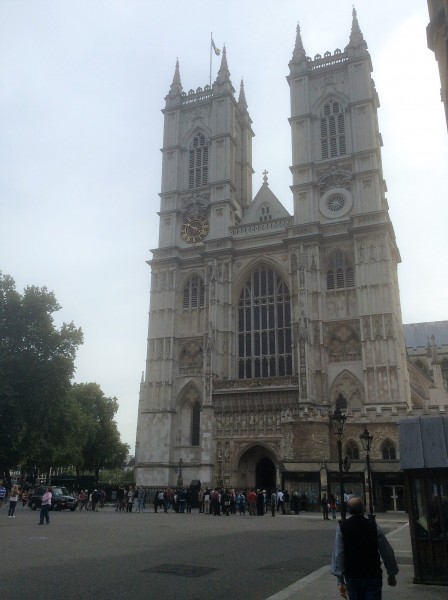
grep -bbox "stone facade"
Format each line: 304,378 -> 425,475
135,10 -> 448,511
427,0 -> 448,129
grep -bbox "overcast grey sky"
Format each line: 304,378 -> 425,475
1,0 -> 447,452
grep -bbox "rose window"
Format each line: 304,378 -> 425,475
327,193 -> 345,212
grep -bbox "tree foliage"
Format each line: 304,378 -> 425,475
0,273 -> 83,479
70,383 -> 129,479
0,273 -> 128,483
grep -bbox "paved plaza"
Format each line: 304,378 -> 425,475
1,505 -> 446,600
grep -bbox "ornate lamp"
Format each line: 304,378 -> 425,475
360,426 -> 375,521
329,398 -> 347,520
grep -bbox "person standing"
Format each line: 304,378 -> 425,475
277,489 -> 285,514
91,489 -> 99,511
321,494 -> 330,520
0,482 -> 6,508
331,497 -> 398,599
127,487 -> 134,512
248,489 -> 257,516
198,488 -> 204,513
270,490 -> 277,517
137,487 -> 145,513
329,494 -> 337,519
291,490 -> 300,514
203,489 -> 211,514
8,485 -> 19,518
39,487 -> 52,525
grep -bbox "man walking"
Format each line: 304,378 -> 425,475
39,487 -> 52,525
321,493 -> 330,520
331,497 -> 398,599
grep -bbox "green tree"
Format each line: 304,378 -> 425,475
70,383 -> 129,481
0,273 -> 83,481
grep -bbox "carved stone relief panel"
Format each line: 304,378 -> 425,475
179,340 -> 203,368
316,164 -> 353,192
326,322 -> 361,362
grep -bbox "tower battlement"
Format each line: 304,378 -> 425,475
181,85 -> 215,105
306,49 -> 348,70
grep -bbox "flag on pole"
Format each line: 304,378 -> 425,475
211,37 -> 221,56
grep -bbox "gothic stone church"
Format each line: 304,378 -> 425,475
135,11 -> 448,512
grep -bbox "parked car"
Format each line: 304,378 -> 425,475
28,486 -> 78,511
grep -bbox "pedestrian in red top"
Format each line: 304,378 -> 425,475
248,489 -> 257,516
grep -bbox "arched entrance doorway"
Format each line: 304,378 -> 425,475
256,457 -> 276,491
237,445 -> 277,491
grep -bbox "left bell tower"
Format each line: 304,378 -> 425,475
135,49 -> 254,487
159,50 -> 253,249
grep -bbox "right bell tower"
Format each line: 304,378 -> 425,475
286,9 -> 412,410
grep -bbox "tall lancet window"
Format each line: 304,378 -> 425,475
238,266 -> 292,379
320,99 -> 346,159
327,250 -> 355,290
183,275 -> 205,309
189,133 -> 209,188
191,401 -> 201,446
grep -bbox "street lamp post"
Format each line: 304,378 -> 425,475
359,426 -> 375,522
330,398 -> 347,520
177,457 -> 184,488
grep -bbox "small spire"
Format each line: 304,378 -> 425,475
346,7 -> 368,54
238,79 -> 248,110
262,169 -> 269,185
430,335 -> 440,364
213,45 -> 234,93
215,45 -> 231,84
289,23 -> 308,74
166,59 -> 183,101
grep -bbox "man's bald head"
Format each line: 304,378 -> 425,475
347,496 -> 364,515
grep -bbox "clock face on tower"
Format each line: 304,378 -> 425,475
181,214 -> 209,243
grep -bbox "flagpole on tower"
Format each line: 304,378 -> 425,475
210,32 -> 213,87
210,33 -> 221,86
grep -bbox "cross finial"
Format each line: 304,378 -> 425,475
262,169 -> 269,184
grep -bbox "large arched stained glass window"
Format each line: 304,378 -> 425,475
238,266 -> 292,379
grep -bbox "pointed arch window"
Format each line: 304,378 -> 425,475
320,99 -> 346,159
326,250 -> 355,290
238,266 -> 292,379
442,358 -> 448,392
259,204 -> 272,222
382,440 -> 397,460
183,275 -> 205,309
189,133 -> 209,188
191,401 -> 201,446
346,440 -> 360,460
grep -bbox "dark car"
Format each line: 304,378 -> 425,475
28,486 -> 78,511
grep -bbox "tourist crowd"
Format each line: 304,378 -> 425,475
150,487 -> 311,516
